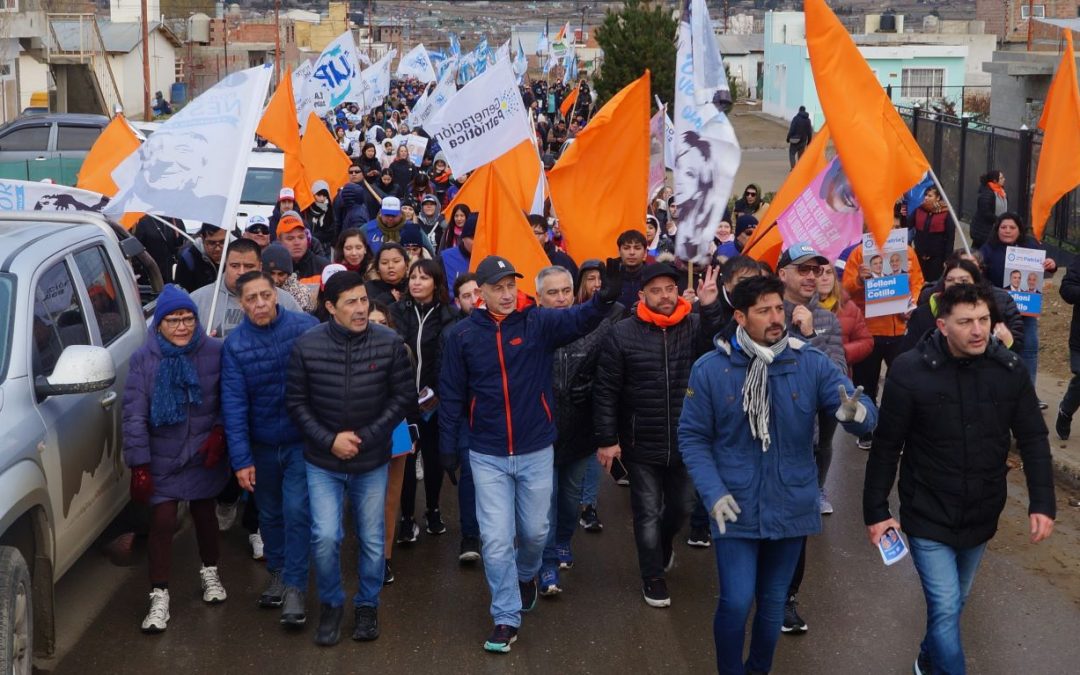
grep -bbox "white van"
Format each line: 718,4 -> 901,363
236,148 -> 285,230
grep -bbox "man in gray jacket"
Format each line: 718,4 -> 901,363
776,242 -> 847,634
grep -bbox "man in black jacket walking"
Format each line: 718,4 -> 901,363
1056,259 -> 1080,439
286,271 -> 416,647
787,106 -> 814,168
863,283 -> 1055,675
593,263 -> 725,608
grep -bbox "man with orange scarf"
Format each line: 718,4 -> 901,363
593,263 -> 725,608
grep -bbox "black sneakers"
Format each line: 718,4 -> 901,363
579,504 -> 603,532
687,524 -> 712,548
781,594 -> 808,634
459,535 -> 481,563
352,606 -> 379,641
383,559 -> 394,585
258,569 -> 285,608
642,577 -> 671,608
1056,407 -> 1072,441
483,624 -> 518,653
857,434 -> 873,451
519,578 -> 538,613
280,586 -> 306,627
426,508 -> 447,535
914,650 -> 932,675
313,603 -> 343,646
396,517 -> 420,544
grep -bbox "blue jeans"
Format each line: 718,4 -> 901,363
580,453 -> 601,507
458,449 -> 479,538
470,447 -> 554,627
306,462 -> 388,608
252,443 -> 310,589
909,537 -> 988,675
712,537 -> 804,675
1021,314 -> 1038,385
541,455 -> 589,572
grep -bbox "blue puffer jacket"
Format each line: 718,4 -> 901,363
221,307 -> 319,470
441,243 -> 470,298
439,294 -> 611,458
678,325 -> 878,540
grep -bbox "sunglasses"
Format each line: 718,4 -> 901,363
245,224 -> 270,235
744,191 -> 758,197
791,263 -> 825,277
348,168 -> 362,174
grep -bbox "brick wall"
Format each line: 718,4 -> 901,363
978,0 -> 1080,48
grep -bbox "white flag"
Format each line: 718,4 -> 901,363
359,49 -> 396,113
410,64 -> 458,130
495,40 -> 511,65
105,65 -> 273,228
426,59 -> 531,176
396,43 -> 437,83
664,111 -> 676,170
0,179 -> 107,212
673,0 -> 741,262
303,31 -> 366,117
291,60 -> 316,133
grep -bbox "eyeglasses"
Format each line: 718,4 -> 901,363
161,315 -> 196,328
245,225 -> 269,235
204,239 -> 226,249
348,169 -> 362,174
791,264 -> 825,277
744,191 -> 758,197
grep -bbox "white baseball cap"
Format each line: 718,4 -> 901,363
278,187 -> 296,202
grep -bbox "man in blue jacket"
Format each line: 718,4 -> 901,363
221,271 -> 318,627
439,255 -> 620,654
679,274 -> 877,675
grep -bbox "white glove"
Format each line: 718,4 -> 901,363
835,385 -> 867,424
711,495 -> 741,535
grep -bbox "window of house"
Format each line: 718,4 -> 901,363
901,68 -> 944,98
1021,5 -> 1046,19
0,0 -> 18,13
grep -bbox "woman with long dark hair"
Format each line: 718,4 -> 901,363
366,243 -> 410,305
334,227 -> 375,278
389,259 -> 460,541
442,203 -> 471,250
971,169 -> 1008,249
358,142 -> 382,182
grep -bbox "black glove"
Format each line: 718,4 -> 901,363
440,451 -> 460,475
598,258 -> 623,304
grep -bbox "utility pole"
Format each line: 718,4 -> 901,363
274,0 -> 281,85
1026,0 -> 1035,51
141,0 -> 151,120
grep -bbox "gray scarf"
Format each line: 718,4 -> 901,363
736,324 -> 789,452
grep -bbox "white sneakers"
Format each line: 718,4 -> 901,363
249,530 -> 265,560
199,565 -> 227,603
141,588 -> 170,633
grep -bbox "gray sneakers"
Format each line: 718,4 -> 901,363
280,586 -> 306,627
258,569 -> 285,608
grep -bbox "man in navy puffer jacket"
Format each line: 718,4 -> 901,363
222,270 -> 318,627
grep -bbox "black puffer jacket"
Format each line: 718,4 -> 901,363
863,331 -> 1055,549
286,320 -> 416,474
553,303 -> 623,465
593,300 -> 725,466
1060,262 -> 1080,352
389,297 -> 460,394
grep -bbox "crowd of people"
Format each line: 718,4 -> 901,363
120,78 -> 1060,675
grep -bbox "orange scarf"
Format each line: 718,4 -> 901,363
989,182 -> 1006,199
636,296 -> 693,328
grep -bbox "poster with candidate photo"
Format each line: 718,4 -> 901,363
1003,246 -> 1045,316
862,230 -> 912,318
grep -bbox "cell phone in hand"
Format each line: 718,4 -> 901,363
610,456 -> 629,483
418,387 -> 435,405
877,527 -> 909,566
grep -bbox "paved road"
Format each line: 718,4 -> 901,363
46,432 -> 1080,674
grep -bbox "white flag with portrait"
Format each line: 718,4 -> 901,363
104,65 -> 272,228
425,59 -> 531,175
396,43 -> 437,83
359,49 -> 397,113
673,0 -> 741,262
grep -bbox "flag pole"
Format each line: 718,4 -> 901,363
928,168 -> 971,255
148,213 -> 197,247
205,229 -> 232,336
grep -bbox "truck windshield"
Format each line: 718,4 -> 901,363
0,274 -> 12,383
240,167 -> 284,206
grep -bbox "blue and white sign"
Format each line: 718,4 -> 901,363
1004,246 -> 1045,316
862,230 -> 912,317
304,31 -> 365,116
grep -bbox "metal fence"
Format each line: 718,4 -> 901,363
895,105 -> 1080,256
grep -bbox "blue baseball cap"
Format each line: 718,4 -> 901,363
778,242 -> 829,268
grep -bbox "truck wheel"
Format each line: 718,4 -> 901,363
0,547 -> 33,675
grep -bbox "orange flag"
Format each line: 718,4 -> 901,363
443,139 -> 542,217
76,114 -> 140,197
257,71 -> 312,208
1031,29 -> 1080,240
547,71 -> 650,263
300,112 -> 353,210
469,162 -> 550,298
805,0 -> 928,249
559,87 -> 580,118
743,125 -> 832,268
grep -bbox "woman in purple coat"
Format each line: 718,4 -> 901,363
122,284 -> 230,633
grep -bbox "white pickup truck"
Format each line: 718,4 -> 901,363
0,212 -> 162,674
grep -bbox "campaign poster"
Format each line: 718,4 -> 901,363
776,158 -> 864,263
1003,246 -> 1045,316
862,230 -> 912,318
404,134 -> 429,167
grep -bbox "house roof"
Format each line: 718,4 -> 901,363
51,20 -> 182,55
716,34 -> 764,56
